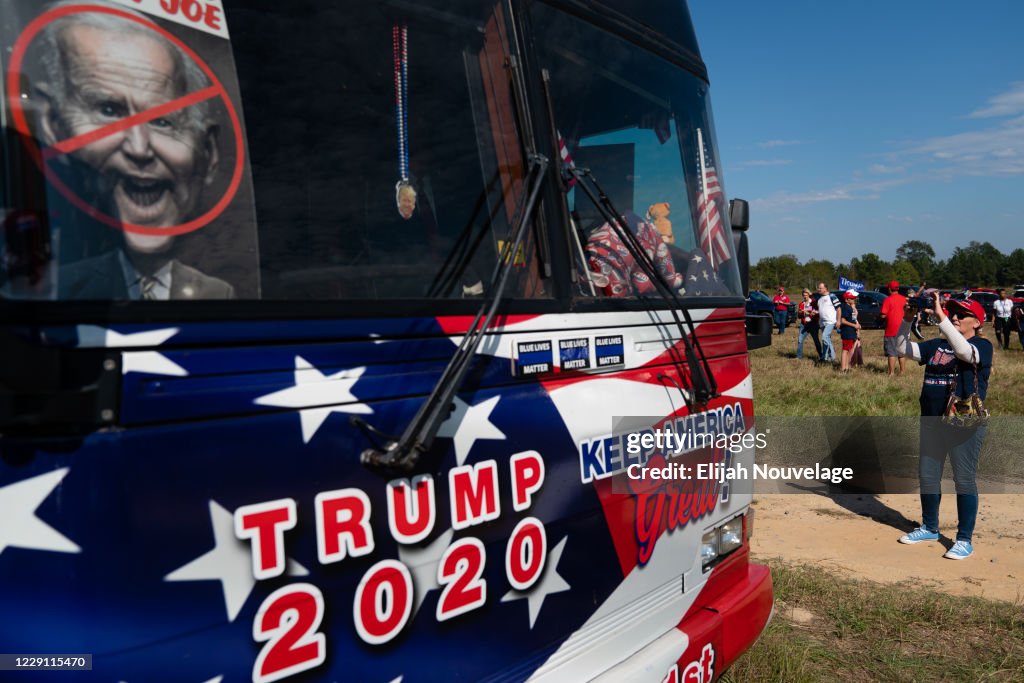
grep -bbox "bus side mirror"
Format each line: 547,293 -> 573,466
729,198 -> 749,230
730,198 -> 768,351
729,198 -> 750,295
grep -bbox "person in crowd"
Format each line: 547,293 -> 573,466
895,293 -> 992,560
36,2 -> 233,299
838,290 -> 861,373
816,281 -> 838,363
772,286 -> 790,335
880,279 -> 908,375
993,289 -> 1014,350
796,288 -> 821,360
1014,302 -> 1024,351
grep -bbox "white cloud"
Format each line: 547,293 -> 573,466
757,139 -> 804,148
736,159 -> 793,168
749,83 -> 1024,217
968,81 -> 1024,119
908,115 -> 1024,177
754,176 -> 911,211
869,164 -> 906,174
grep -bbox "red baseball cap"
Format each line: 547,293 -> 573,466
843,290 -> 858,299
947,298 -> 985,324
889,280 -> 899,291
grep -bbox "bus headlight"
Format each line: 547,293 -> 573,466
702,514 -> 746,570
720,517 -> 743,554
700,530 -> 719,568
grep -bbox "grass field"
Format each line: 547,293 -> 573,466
750,326 -> 1024,416
749,326 -> 1024,487
726,326 -> 1024,682
725,562 -> 1024,683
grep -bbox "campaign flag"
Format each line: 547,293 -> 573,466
696,132 -> 729,266
838,276 -> 865,292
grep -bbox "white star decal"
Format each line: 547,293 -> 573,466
75,326 -> 188,376
76,325 -> 179,348
254,356 -> 373,443
397,528 -> 454,616
691,254 -> 703,263
0,468 -> 80,557
165,501 -> 308,622
436,396 -> 506,466
121,351 -> 188,376
689,274 -> 698,282
501,536 -> 570,629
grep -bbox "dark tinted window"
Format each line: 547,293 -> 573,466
577,0 -> 700,56
226,0 -> 548,300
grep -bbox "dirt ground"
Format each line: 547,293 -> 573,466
750,492 -> 1024,603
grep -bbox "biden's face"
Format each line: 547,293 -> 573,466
44,23 -> 217,251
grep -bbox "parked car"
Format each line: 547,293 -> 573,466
952,291 -> 998,320
876,284 -> 918,297
831,290 -> 884,329
855,290 -> 887,329
747,290 -> 796,324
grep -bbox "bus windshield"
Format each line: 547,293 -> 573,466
531,1 -> 743,299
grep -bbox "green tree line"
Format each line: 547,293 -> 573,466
750,240 -> 1024,292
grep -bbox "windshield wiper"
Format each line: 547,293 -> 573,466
361,154 -> 549,473
568,166 -> 718,406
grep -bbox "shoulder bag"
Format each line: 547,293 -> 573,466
942,361 -> 989,428
850,339 -> 864,367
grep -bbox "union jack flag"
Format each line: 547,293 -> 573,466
696,144 -> 730,266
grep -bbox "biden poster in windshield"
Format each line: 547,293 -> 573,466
1,0 -> 258,300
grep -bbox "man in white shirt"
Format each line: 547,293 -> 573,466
993,289 -> 1015,349
816,281 -> 838,362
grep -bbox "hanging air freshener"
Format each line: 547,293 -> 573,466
393,24 -> 415,219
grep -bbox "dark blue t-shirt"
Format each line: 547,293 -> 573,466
917,335 -> 993,416
839,303 -> 858,340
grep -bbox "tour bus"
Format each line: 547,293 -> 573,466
0,0 -> 773,681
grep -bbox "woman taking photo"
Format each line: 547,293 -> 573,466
896,293 -> 992,560
796,289 -> 821,360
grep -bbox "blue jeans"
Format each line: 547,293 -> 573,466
919,421 -> 986,542
797,322 -> 821,359
820,322 -> 836,361
774,310 -> 787,334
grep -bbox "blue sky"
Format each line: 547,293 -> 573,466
688,0 -> 1024,263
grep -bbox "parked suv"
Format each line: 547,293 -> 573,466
855,290 -> 887,328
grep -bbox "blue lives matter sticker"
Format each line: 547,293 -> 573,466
559,338 -> 591,370
516,340 -> 553,376
594,334 -> 625,367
